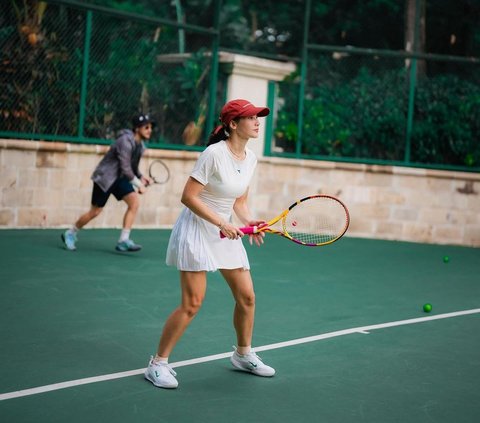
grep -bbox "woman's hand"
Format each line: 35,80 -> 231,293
244,220 -> 266,246
219,222 -> 244,240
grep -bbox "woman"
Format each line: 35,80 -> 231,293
145,99 -> 275,389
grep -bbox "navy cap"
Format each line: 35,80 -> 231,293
132,113 -> 155,129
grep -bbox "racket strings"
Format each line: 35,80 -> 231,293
149,160 -> 170,184
284,197 -> 349,246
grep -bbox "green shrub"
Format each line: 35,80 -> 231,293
275,65 -> 480,167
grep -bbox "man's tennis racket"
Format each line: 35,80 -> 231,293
220,194 -> 350,246
148,159 -> 170,184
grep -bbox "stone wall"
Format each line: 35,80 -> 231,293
1,138 -> 479,246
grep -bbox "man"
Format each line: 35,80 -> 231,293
61,113 -> 154,252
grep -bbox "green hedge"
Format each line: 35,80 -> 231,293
275,67 -> 480,167
411,75 -> 480,166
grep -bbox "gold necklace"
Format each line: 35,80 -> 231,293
226,141 -> 245,160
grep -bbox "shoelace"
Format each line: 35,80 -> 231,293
245,352 -> 264,365
232,346 -> 263,365
151,358 -> 177,376
164,364 -> 177,377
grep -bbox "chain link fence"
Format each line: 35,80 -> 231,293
272,46 -> 480,170
1,0 -> 479,171
0,0 -> 219,147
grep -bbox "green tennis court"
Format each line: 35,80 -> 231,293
1,229 -> 479,422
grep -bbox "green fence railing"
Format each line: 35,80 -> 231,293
268,0 -> 480,172
270,44 -> 480,171
0,0 -> 221,150
1,0 -> 479,172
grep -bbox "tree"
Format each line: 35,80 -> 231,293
405,0 -> 427,77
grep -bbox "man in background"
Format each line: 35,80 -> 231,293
61,113 -> 153,252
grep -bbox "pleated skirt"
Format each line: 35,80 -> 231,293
166,208 -> 250,272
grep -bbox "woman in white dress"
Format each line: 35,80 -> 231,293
144,99 -> 276,389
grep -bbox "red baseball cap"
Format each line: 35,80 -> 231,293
220,99 -> 270,126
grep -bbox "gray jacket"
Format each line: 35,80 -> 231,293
91,129 -> 145,192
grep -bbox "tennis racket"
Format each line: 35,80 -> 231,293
220,194 -> 350,246
148,159 -> 170,184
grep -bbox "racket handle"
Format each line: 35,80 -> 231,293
219,226 -> 257,239
239,226 -> 256,234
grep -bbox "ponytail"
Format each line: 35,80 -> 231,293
207,125 -> 229,146
207,117 -> 240,146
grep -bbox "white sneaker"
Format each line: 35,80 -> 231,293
230,347 -> 275,377
61,230 -> 77,251
115,239 -> 142,252
144,357 -> 179,389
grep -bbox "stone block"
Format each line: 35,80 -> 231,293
375,221 -> 404,238
1,149 -> 36,167
36,151 -> 67,168
347,186 -> 373,203
392,207 -> 418,221
395,175 -> 427,190
426,178 -> 454,191
3,189 -> 34,207
1,166 -> 18,189
33,188 -> 62,207
350,203 -> 391,219
403,223 -> 433,243
0,209 -> 15,225
463,227 -> 480,247
375,189 -> 406,205
363,172 -> 393,187
433,226 -> 463,242
419,208 -> 465,225
348,217 -> 374,234
17,168 -> 49,188
17,208 -> 48,226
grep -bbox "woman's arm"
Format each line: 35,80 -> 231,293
232,188 -> 253,225
233,188 -> 265,246
181,177 -> 243,239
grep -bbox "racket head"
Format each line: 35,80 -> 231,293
281,195 -> 350,246
148,159 -> 170,184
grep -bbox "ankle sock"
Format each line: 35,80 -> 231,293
153,354 -> 168,364
68,226 -> 79,235
119,229 -> 131,243
236,345 -> 251,355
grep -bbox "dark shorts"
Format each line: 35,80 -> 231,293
91,177 -> 135,207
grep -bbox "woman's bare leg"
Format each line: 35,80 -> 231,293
156,271 -> 207,358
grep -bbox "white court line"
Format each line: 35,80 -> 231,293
1,308 -> 479,401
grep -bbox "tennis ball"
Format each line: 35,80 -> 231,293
443,255 -> 450,263
423,303 -> 432,313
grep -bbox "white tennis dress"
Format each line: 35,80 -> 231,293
166,140 -> 257,271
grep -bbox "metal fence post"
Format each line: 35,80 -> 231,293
78,10 -> 92,138
297,0 -> 311,158
263,81 -> 276,155
206,0 -> 221,138
174,0 -> 185,53
405,0 -> 421,164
